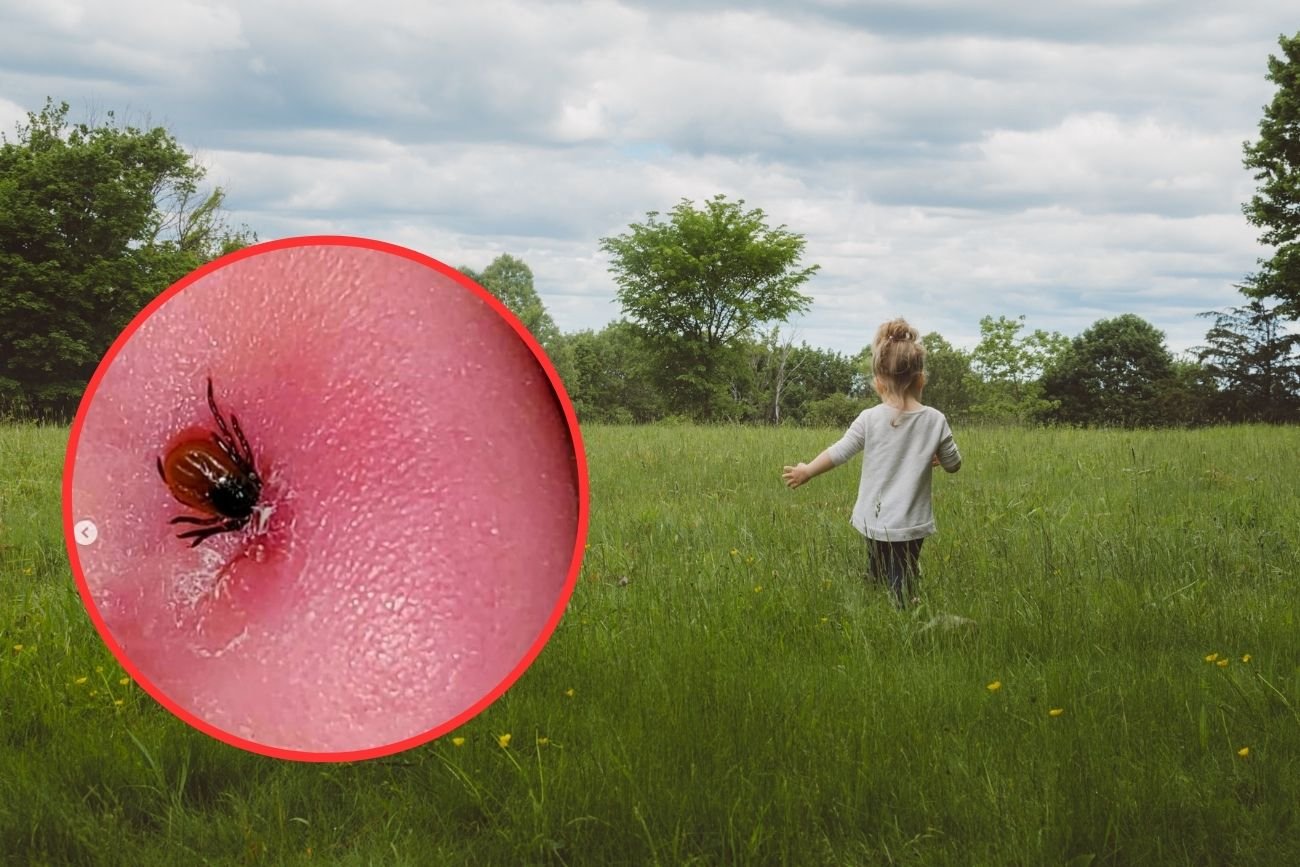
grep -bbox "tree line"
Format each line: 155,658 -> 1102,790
471,251 -> 1300,427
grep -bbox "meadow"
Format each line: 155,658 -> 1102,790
1,421 -> 1298,865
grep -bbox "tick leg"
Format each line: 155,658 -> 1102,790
230,413 -> 255,470
169,515 -> 223,526
207,376 -> 256,475
176,518 -> 244,547
206,376 -> 236,446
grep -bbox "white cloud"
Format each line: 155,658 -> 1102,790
0,0 -> 1292,357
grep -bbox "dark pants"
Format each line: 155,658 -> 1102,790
868,538 -> 924,609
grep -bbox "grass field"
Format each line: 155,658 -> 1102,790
2,421 -> 1299,865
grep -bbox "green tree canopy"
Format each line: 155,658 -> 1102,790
1041,314 -> 1174,427
0,98 -> 253,418
460,253 -> 560,351
1195,298 -> 1300,422
1242,32 -> 1300,319
919,331 -> 976,420
967,315 -> 1069,422
599,194 -> 818,419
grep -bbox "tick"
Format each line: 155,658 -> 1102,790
157,377 -> 262,547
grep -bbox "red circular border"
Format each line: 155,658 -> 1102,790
61,235 -> 590,762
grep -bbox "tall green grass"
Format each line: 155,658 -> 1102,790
2,422 -> 1297,864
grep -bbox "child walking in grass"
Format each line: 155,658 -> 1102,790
782,318 -> 962,609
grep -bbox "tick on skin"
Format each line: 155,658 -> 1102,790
156,377 -> 262,548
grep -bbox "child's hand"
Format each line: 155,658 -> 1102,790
931,452 -> 940,467
782,463 -> 810,489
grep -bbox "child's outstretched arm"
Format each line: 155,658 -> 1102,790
782,450 -> 836,489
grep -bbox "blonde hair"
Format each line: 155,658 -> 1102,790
871,318 -> 926,423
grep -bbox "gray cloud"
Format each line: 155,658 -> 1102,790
1,0 -> 1294,357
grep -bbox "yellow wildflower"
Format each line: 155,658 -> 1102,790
451,737 -> 465,747
12,644 -> 22,652
565,688 -> 575,698
74,676 -> 88,685
119,677 -> 130,686
986,681 -> 1002,692
729,548 -> 740,556
1237,746 -> 1249,758
497,733 -> 512,748
1204,653 -> 1219,663
1241,654 -> 1251,663
1216,659 -> 1229,668
536,736 -> 549,746
113,699 -> 124,707
753,585 -> 763,593
1049,708 -> 1064,717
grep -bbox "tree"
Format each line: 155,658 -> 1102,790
1242,32 -> 1300,319
1195,298 -> 1300,422
460,254 -> 560,351
967,315 -> 1069,421
919,332 -> 976,420
1040,314 -> 1174,427
0,99 -> 253,418
548,321 -> 663,423
599,194 -> 818,419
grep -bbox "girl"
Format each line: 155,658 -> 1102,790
782,319 -> 962,608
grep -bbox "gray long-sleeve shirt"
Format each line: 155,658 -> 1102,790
826,404 -> 961,542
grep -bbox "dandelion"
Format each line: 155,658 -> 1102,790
729,548 -> 740,557
1216,659 -> 1229,668
1238,746 -> 1250,758
536,736 -> 549,746
986,681 -> 1002,692
1241,654 -> 1252,663
94,665 -> 103,673
1049,708 -> 1064,717
451,737 -> 465,747
819,616 -> 828,624
74,676 -> 88,685
1204,653 -> 1219,663
753,585 -> 763,593
497,733 -> 512,748
119,677 -> 130,686
565,688 -> 575,698
12,644 -> 22,652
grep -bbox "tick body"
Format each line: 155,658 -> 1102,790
157,377 -> 262,548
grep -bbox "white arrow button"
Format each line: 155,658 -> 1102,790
74,520 -> 98,546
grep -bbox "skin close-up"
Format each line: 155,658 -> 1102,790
65,240 -> 584,758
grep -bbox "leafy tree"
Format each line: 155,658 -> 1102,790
968,315 -> 1069,421
743,329 -> 858,423
1242,32 -> 1300,319
548,321 -> 663,423
1195,298 -> 1300,421
919,332 -> 976,420
599,194 -> 818,419
1158,355 -> 1222,426
0,98 -> 253,418
1040,314 -> 1174,427
460,254 -> 560,351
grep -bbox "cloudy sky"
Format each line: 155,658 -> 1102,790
1,1 -> 1294,356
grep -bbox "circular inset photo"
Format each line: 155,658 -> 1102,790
63,236 -> 587,760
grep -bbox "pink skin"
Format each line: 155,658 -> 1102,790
69,244 -> 580,755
